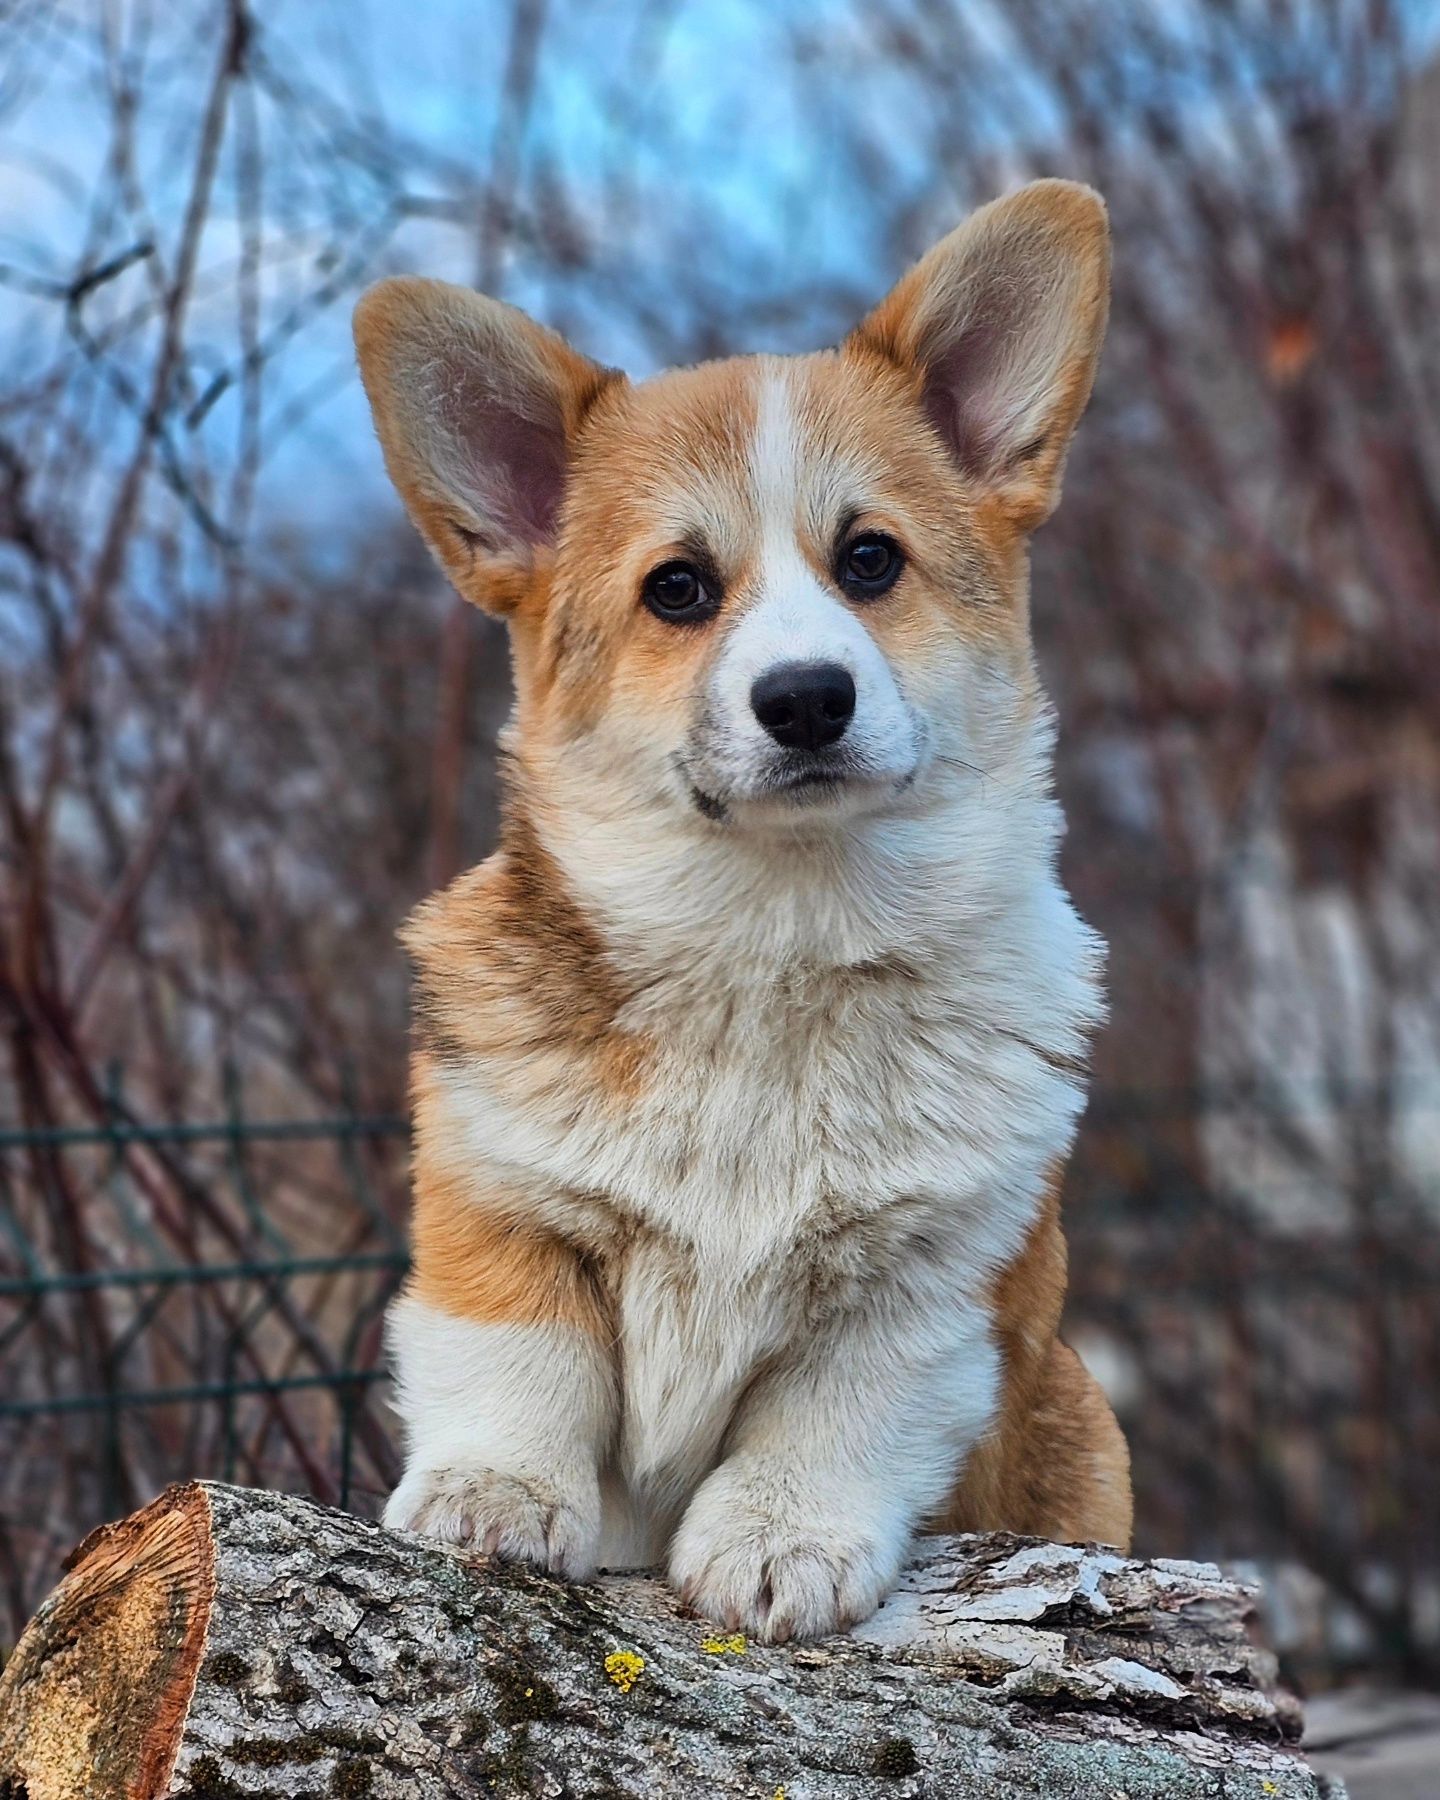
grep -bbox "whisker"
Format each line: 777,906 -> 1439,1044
935,753 -> 991,779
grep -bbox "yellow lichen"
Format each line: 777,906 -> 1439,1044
701,1632 -> 747,1655
604,1649 -> 645,1694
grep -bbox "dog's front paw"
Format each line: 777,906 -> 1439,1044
669,1457 -> 904,1642
384,1464 -> 599,1578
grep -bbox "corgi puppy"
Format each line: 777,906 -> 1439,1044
354,179 -> 1131,1643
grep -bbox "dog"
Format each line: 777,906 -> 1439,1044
353,178 -> 1131,1643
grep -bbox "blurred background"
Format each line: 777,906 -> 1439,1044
1,0 -> 1438,1714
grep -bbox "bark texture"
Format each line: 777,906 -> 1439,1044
0,1481 -> 1343,1799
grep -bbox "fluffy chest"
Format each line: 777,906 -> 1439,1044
632,968 -> 1075,1250
437,947 -> 1082,1258
433,871 -> 1094,1296
423,873 -> 1101,1529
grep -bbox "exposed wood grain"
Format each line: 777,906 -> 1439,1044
0,1483 -> 213,1800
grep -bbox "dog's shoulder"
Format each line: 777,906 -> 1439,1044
401,815 -> 648,1099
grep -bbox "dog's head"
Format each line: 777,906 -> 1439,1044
355,182 -> 1107,842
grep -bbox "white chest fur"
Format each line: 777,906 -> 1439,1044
427,839 -> 1103,1551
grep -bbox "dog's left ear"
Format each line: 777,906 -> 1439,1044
851,180 -> 1109,532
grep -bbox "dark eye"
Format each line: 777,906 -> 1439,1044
839,532 -> 903,598
642,559 -> 718,624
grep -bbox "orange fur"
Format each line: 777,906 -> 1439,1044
402,810 -> 649,1106
934,1177 -> 1133,1548
407,1163 -> 609,1336
406,1057 -> 613,1337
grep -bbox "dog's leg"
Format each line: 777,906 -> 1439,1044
936,1337 -> 1132,1549
382,1181 -> 615,1579
669,1288 -> 998,1641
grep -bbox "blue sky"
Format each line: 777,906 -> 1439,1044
1,0 -> 1435,561
1,0 -> 896,549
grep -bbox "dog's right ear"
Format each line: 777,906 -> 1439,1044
353,279 -> 622,614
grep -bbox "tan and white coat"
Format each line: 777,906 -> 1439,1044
354,179 -> 1132,1642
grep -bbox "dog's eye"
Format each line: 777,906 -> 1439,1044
642,560 -> 718,624
840,532 -> 903,598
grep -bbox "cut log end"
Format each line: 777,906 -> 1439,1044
0,1482 -> 1342,1799
0,1483 -> 214,1800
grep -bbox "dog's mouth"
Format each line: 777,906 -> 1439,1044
684,756 -> 918,824
769,766 -> 849,801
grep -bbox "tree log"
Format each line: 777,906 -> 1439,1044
0,1482 -> 1342,1798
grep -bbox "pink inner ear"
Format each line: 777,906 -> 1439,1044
438,365 -> 568,551
475,405 -> 567,547
921,313 -> 1014,481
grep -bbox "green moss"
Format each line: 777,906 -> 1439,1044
457,1652 -> 573,1791
175,1757 -> 248,1800
489,1657 -> 563,1728
467,1741 -> 538,1795
873,1735 -> 921,1777
204,1651 -> 251,1688
225,1740 -> 306,1770
174,1757 -> 326,1800
224,1726 -> 384,1770
331,1760 -> 374,1798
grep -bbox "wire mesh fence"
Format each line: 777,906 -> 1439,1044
1067,1079 -> 1440,1688
0,1065 -> 410,1645
2,1064 -> 1437,1686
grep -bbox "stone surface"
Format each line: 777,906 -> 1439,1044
0,1481 -> 1343,1798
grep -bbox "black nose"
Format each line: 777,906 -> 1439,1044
750,662 -> 856,751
